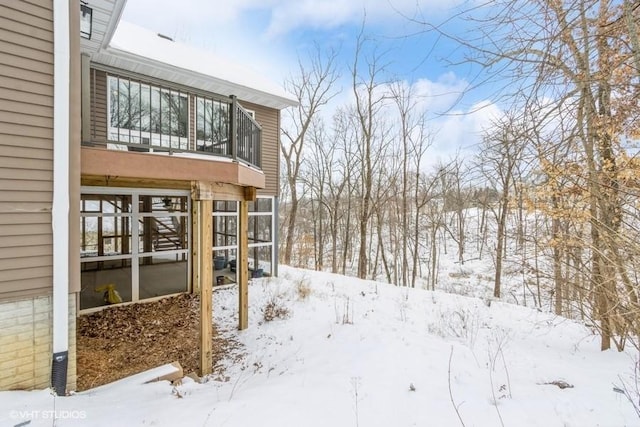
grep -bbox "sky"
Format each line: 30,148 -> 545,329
121,0 -> 502,166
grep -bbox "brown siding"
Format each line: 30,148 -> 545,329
91,69 -> 108,141
240,101 -> 280,196
0,0 -> 54,299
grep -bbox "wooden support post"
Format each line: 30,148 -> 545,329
238,199 -> 249,330
191,201 -> 201,294
244,186 -> 257,202
194,199 -> 213,376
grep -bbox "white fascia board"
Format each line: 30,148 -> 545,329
100,0 -> 128,50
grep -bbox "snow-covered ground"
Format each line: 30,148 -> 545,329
2,266 -> 638,426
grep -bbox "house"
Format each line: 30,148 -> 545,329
0,0 -> 295,394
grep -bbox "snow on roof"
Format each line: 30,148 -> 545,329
106,21 -> 296,109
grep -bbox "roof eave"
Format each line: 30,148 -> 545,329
101,0 -> 128,50
94,47 -> 297,110
79,0 -> 128,56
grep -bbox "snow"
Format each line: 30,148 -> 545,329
1,266 -> 638,426
108,21 -> 296,106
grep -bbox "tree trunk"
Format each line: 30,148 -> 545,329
552,194 -> 563,315
283,183 -> 298,265
430,227 -> 438,291
494,199 -> 508,299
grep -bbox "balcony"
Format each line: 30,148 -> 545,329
80,73 -> 267,189
97,93 -> 262,169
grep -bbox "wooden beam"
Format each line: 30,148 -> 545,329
238,200 -> 249,330
195,199 -> 213,376
192,181 -> 244,201
244,186 -> 257,202
81,175 -> 191,190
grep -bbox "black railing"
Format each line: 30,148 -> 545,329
232,96 -> 262,169
99,81 -> 262,169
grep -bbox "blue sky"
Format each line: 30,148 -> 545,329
122,0 -> 501,164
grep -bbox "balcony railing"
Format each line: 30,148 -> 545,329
232,97 -> 262,168
98,87 -> 262,169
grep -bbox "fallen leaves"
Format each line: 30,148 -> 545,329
77,293 -> 242,391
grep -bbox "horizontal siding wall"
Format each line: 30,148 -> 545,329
90,69 -> 108,141
0,0 -> 54,298
241,101 -> 280,196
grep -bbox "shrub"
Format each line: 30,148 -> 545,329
295,277 -> 312,300
262,297 -> 290,322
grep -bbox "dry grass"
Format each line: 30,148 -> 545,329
295,277 -> 312,300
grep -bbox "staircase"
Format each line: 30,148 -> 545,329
153,216 -> 183,251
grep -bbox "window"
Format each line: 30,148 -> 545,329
108,76 -> 189,151
211,197 -> 275,279
248,197 -> 274,275
195,96 -> 230,154
80,190 -> 190,311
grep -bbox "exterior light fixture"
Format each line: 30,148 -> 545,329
80,3 -> 93,40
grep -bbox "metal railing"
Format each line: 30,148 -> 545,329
98,91 -> 262,169
232,96 -> 262,168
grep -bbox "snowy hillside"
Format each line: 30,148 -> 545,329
2,266 -> 638,426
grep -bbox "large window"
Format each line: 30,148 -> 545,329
108,76 -> 189,151
80,189 -> 190,311
195,96 -> 230,154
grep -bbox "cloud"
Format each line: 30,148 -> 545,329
122,0 -> 294,87
286,70 -> 500,171
411,73 -> 470,115
123,0 -> 473,40
123,0 -> 258,30
264,0 -> 475,38
430,100 -> 502,166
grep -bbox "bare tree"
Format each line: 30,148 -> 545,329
281,46 -> 339,265
388,81 -> 433,286
440,156 -> 469,265
477,112 -> 526,299
350,30 -> 391,279
413,0 -> 640,349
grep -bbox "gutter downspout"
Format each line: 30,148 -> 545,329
51,0 -> 71,396
274,196 -> 279,277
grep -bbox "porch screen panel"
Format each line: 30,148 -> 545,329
80,190 -> 191,311
80,194 -> 133,310
248,197 -> 274,276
